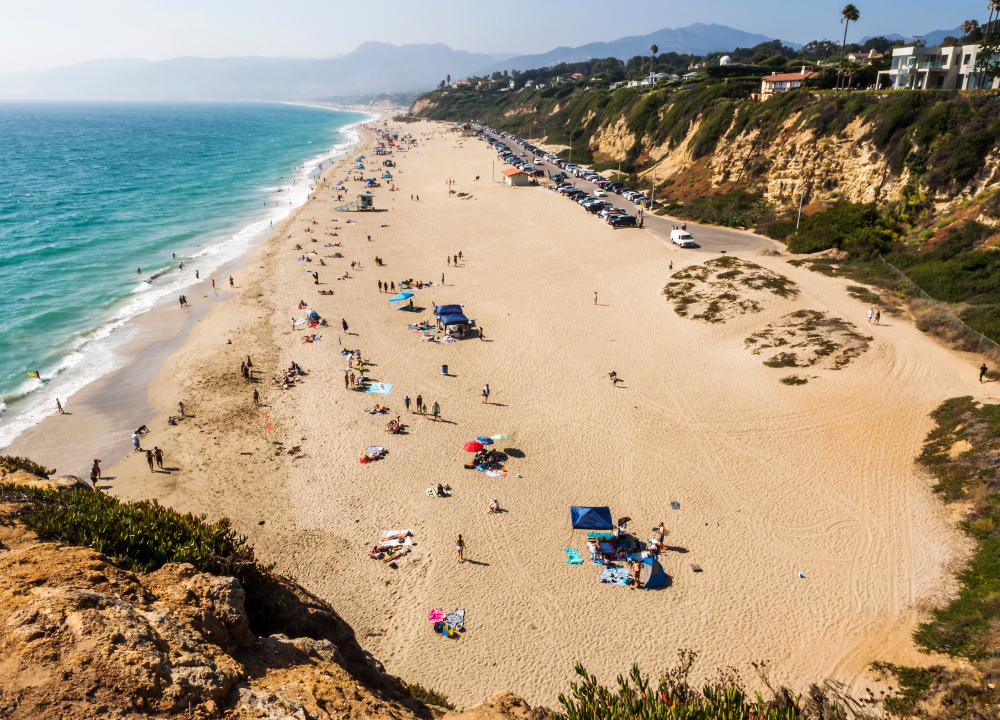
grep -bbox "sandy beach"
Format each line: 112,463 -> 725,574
16,120 -> 999,708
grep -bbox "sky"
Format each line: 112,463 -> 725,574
0,0 -> 988,75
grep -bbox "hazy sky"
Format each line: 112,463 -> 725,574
1,0 -> 986,74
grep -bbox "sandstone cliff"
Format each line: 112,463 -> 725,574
0,495 -> 551,720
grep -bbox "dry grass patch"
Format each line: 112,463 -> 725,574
662,257 -> 798,323
745,310 -> 871,371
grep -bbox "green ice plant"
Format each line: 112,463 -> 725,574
557,663 -> 844,720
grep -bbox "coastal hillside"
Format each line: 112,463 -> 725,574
407,83 -> 1000,213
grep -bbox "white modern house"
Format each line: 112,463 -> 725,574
876,43 -> 1000,89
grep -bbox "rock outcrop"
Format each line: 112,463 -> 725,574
0,504 -> 551,720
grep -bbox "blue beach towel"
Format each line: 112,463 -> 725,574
599,566 -> 633,587
564,549 -> 583,565
366,383 -> 393,394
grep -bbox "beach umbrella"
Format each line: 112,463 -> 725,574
463,441 -> 484,453
475,436 -> 493,445
490,434 -> 510,441
389,292 -> 414,302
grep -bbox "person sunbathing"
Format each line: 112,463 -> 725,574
339,272 -> 349,280
294,244 -> 302,250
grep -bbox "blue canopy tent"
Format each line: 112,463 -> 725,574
389,292 -> 414,302
436,304 -> 463,316
440,313 -> 469,326
641,558 -> 666,589
570,506 -> 613,530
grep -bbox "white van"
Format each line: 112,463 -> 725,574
671,229 -> 695,247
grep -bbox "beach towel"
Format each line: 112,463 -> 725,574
293,318 -> 307,326
425,486 -> 452,497
427,608 -> 444,622
443,609 -> 465,630
367,383 -> 392,394
587,531 -> 615,539
564,549 -> 583,565
599,566 -> 633,587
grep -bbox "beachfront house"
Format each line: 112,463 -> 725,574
502,168 -> 532,187
876,43 -> 1000,89
759,67 -> 817,101
847,49 -> 883,65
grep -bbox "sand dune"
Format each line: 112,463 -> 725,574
99,123 -> 993,708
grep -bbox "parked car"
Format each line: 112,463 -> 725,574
671,229 -> 696,247
594,188 -> 607,197
608,214 -> 638,228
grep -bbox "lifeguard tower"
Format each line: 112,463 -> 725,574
334,191 -> 375,212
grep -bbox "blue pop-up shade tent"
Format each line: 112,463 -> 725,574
436,304 -> 463,316
641,558 -> 666,589
570,506 -> 613,530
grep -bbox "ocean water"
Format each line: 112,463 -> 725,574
0,101 -> 369,446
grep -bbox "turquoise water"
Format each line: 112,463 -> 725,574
0,102 -> 368,444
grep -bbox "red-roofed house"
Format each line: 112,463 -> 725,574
759,67 -> 817,101
502,167 -> 531,187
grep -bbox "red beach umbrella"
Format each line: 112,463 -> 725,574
463,441 -> 484,453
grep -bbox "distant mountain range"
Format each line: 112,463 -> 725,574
859,27 -> 962,46
0,23 -> 972,102
476,24 -> 799,75
0,43 -> 506,102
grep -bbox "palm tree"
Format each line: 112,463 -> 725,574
649,44 -> 659,77
838,4 -> 861,89
962,19 -> 980,36
978,1 -> 1000,88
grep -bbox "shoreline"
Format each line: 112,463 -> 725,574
0,107 -> 373,464
10,120 -> 993,708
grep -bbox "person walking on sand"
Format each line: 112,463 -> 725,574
132,432 -> 141,452
56,398 -> 64,414
246,356 -> 253,374
211,278 -> 216,290
344,371 -> 350,389
178,401 -> 185,417
441,273 -> 445,285
459,251 -> 463,261
594,291 -> 598,305
154,446 -> 164,469
253,389 -> 259,405
390,282 -> 395,292
432,401 -> 440,420
415,394 -> 422,414
378,280 -> 383,292
229,276 -> 234,288
874,310 -> 881,325
405,395 -> 411,412
482,383 -> 490,404
981,363 -> 989,383
342,318 -> 349,334
456,535 -> 465,563
609,371 -> 620,387
145,450 -> 155,473
91,459 -> 101,481
447,256 -> 450,266
479,326 -> 485,342
867,307 -> 874,325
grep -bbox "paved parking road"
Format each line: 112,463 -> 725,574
485,133 -> 783,256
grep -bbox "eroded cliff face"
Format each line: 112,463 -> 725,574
587,101 -> 1000,209
0,503 -> 552,720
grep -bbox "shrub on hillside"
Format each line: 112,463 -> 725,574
1,483 -> 282,631
766,201 -> 894,259
684,191 -> 768,228
0,455 -> 56,478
